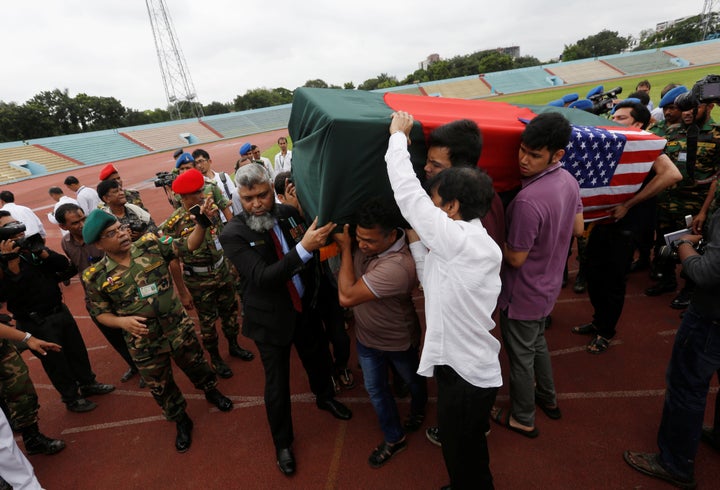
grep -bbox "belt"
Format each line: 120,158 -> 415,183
185,256 -> 224,274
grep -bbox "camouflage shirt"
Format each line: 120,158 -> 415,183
173,182 -> 230,214
124,188 -> 146,210
161,206 -> 225,269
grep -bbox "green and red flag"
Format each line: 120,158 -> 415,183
288,88 -> 666,224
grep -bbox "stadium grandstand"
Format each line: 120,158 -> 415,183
0,38 -> 718,185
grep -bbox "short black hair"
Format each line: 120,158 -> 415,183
614,100 -> 651,130
278,136 -> 288,144
0,210 -> 12,219
636,79 -> 651,90
628,91 -> 650,106
521,113 -> 572,153
355,197 -> 402,235
64,176 -> 79,186
0,191 -> 14,203
192,148 -> 209,160
274,171 -> 291,196
48,186 -> 63,195
427,167 -> 494,221
427,119 -> 483,167
97,179 -> 121,201
55,203 -> 83,225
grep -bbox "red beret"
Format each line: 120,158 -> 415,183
172,168 -> 205,195
99,164 -> 118,181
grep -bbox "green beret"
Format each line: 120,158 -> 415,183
83,209 -> 118,244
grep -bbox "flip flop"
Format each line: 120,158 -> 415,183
491,407 -> 538,439
535,395 -> 562,420
623,451 -> 696,489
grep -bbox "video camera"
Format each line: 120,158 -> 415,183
658,238 -> 706,263
153,171 -> 176,188
587,86 -> 623,115
674,74 -> 720,112
0,222 -> 47,254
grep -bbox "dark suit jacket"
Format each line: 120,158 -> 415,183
220,204 -> 316,345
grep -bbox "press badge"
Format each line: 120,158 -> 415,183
138,283 -> 159,298
678,152 -> 687,162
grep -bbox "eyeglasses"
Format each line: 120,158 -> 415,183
100,224 -> 130,240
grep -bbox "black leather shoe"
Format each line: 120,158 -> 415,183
79,382 -> 115,397
573,275 -> 586,294
645,282 -> 677,296
670,288 -> 692,310
317,398 -> 352,420
175,414 -> 193,453
120,367 -> 138,383
66,398 -> 97,413
210,355 -> 233,379
205,388 -> 233,412
276,447 -> 296,475
22,425 -> 66,455
228,341 -> 255,361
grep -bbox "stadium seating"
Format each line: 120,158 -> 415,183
483,66 -> 558,94
123,121 -> 220,151
0,143 -> 80,183
604,50 -> 678,75
547,60 -> 623,84
203,106 -> 292,139
665,41 -> 720,66
35,131 -> 148,166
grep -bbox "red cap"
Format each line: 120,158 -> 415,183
99,164 -> 118,181
172,168 -> 205,195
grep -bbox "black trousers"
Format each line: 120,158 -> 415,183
254,307 -> 335,450
16,305 -> 95,403
436,365 -> 498,490
585,222 -> 634,339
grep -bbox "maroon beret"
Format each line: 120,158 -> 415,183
99,164 -> 118,181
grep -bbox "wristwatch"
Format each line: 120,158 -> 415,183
21,332 -> 32,344
672,239 -> 695,251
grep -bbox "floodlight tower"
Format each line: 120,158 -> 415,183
146,0 -> 204,119
702,0 -> 719,40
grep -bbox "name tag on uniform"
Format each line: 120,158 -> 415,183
138,283 -> 159,298
678,152 -> 687,163
214,236 -> 222,250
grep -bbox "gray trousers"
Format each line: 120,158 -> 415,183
499,310 -> 557,427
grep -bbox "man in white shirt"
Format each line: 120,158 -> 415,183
0,191 -> 46,238
385,111 -> 502,489
273,137 -> 292,174
63,175 -> 101,216
47,187 -> 79,236
191,148 -> 239,215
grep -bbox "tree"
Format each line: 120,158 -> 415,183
562,30 -> 631,61
636,14 -> 715,50
343,82 -> 355,90
203,101 -> 231,116
303,79 -> 329,89
477,52 -> 514,73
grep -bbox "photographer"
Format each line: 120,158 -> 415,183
97,179 -> 157,241
0,210 -> 115,412
624,210 -> 720,489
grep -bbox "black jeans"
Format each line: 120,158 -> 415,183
436,365 -> 498,490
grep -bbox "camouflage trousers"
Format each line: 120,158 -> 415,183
0,340 -> 38,431
124,311 -> 216,422
184,267 -> 240,352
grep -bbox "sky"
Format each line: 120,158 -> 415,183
1,1 -> 706,111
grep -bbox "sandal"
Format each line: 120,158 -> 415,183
490,407 -> 538,438
586,335 -> 610,354
623,451 -> 696,489
368,438 -> 407,468
571,323 -> 596,335
535,394 -> 562,420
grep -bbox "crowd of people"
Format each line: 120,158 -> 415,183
0,84 -> 718,489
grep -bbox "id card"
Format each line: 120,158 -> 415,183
678,152 -> 687,163
214,236 -> 223,250
138,283 -> 159,298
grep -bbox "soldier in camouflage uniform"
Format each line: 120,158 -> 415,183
162,169 -> 254,379
82,210 -> 233,452
646,101 -> 720,309
98,163 -> 147,210
97,179 -> 158,241
0,321 -> 65,456
175,153 -> 234,222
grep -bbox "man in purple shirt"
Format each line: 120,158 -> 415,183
492,113 -> 583,438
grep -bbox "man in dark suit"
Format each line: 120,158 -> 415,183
217,163 -> 352,476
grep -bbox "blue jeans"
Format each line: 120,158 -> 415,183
356,340 -> 427,444
657,306 -> 720,479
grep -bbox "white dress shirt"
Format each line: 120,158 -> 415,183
75,186 -> 102,216
385,131 -> 503,388
2,203 -> 46,238
274,150 -> 292,174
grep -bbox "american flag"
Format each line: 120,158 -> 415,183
560,125 -> 667,222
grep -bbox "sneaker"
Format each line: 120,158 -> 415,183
66,398 -> 97,413
403,413 -> 425,432
425,426 -> 441,447
79,382 -> 115,397
368,438 -> 407,468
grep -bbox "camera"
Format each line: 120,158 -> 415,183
127,218 -> 149,235
674,74 -> 720,112
153,171 -> 176,188
587,86 -> 623,115
657,238 -> 706,263
0,222 -> 26,241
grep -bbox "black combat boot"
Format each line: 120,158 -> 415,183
175,413 -> 193,453
228,338 -> 255,361
22,423 -> 66,455
208,348 -> 233,379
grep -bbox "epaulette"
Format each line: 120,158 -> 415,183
82,260 -> 106,283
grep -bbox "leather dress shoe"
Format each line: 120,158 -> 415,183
79,382 -> 115,397
175,414 -> 193,453
276,447 -> 296,475
228,341 -> 255,361
66,398 -> 97,413
120,367 -> 138,383
317,398 -> 352,420
205,388 -> 233,412
645,282 -> 677,296
670,288 -> 692,310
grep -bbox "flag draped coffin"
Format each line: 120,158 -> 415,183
288,88 -> 666,224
